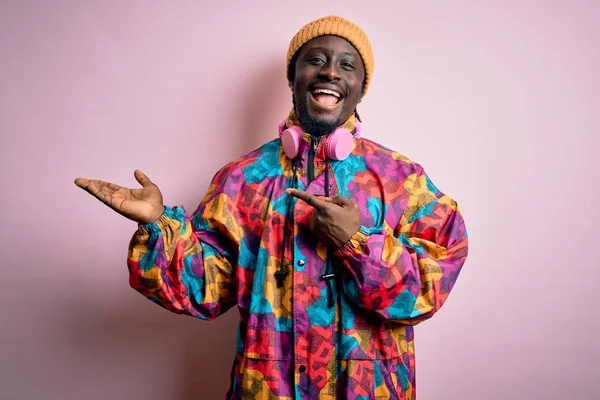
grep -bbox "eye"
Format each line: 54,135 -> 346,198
341,60 -> 355,70
308,56 -> 325,65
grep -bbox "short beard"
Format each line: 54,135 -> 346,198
295,97 -> 339,137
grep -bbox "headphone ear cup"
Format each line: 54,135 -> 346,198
325,128 -> 354,160
280,126 -> 302,159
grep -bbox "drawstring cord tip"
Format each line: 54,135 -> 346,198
320,272 -> 336,308
275,270 -> 287,288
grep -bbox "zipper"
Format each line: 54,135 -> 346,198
307,136 -> 320,184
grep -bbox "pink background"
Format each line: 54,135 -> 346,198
1,1 -> 598,399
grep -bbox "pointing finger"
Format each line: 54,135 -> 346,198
286,189 -> 330,211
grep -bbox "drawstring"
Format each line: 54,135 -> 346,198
275,161 -> 298,288
324,160 -> 330,197
323,161 -> 339,390
320,160 -> 336,308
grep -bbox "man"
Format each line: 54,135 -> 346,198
75,15 -> 468,399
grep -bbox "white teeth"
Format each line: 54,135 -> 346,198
312,88 -> 341,98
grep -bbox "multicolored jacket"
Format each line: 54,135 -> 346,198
127,113 -> 469,399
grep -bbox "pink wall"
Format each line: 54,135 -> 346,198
1,1 -> 598,399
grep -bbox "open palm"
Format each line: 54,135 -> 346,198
74,169 -> 164,224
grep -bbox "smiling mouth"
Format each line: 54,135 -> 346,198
310,88 -> 342,109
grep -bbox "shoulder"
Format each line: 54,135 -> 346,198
353,137 -> 426,180
207,138 -> 284,195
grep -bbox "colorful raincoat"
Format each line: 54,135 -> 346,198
127,113 -> 469,399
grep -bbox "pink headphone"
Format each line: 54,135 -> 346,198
278,123 -> 360,161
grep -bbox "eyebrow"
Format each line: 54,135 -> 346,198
304,47 -> 357,57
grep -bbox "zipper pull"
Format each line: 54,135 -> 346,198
307,136 -> 321,184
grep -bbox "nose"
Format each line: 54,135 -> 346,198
319,61 -> 341,81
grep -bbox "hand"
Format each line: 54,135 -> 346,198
286,189 -> 360,249
74,169 -> 164,224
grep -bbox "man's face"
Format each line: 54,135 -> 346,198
291,35 -> 365,136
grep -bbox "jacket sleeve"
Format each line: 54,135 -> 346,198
127,167 -> 241,320
334,165 -> 469,325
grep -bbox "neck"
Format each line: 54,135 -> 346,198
282,109 -> 360,136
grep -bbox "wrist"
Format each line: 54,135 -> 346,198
334,226 -> 369,258
148,206 -> 166,224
